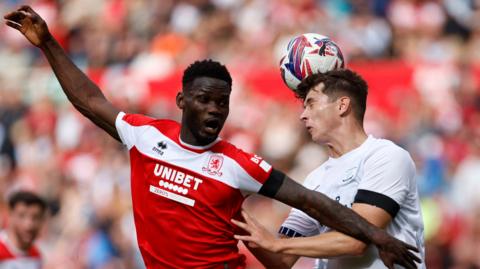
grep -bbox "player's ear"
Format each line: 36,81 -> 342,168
338,96 -> 351,117
176,91 -> 185,109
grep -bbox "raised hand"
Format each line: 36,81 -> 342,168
4,5 -> 51,47
232,210 -> 279,252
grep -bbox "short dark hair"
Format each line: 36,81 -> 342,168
182,59 -> 232,90
8,191 -> 47,212
295,69 -> 368,123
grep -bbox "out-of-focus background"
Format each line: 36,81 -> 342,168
0,0 -> 479,268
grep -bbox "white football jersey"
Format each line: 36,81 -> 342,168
280,136 -> 425,269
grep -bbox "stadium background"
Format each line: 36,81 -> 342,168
0,0 -> 479,268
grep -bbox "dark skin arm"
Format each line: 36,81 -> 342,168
6,6 -> 419,269
256,173 -> 420,269
4,5 -> 120,140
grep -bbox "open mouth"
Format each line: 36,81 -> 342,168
204,118 -> 221,134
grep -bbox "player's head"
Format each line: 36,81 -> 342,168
177,59 -> 232,145
7,191 -> 47,250
295,69 -> 368,143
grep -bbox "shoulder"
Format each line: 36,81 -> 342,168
117,112 -> 155,126
119,113 -> 179,129
0,240 -> 14,260
118,113 -> 180,134
212,141 -> 263,164
302,163 -> 329,188
212,141 -> 272,173
365,137 -> 414,167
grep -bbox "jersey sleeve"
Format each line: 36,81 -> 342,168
229,148 -> 273,193
278,175 -> 321,237
279,207 -> 321,237
115,112 -> 155,149
354,145 -> 415,218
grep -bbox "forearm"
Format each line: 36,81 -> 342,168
246,244 -> 296,269
40,35 -> 107,117
275,178 -> 384,245
274,232 -> 366,258
5,5 -> 120,140
303,190 -> 377,243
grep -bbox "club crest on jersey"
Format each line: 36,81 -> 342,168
342,167 -> 358,183
202,154 -> 224,176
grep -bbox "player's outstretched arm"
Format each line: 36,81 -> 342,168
4,6 -> 120,140
235,205 -> 409,263
258,170 -> 420,269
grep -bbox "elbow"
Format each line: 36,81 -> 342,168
349,241 -> 368,257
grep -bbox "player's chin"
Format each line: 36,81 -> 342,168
19,236 -> 35,247
310,132 -> 325,144
198,128 -> 220,143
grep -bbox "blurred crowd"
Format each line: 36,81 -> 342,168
0,0 -> 479,268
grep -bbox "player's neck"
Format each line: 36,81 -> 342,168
179,126 -> 216,146
325,123 -> 367,158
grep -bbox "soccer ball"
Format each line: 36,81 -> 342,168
280,33 -> 345,90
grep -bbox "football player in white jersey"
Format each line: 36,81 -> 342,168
4,6 -> 420,269
233,69 -> 425,269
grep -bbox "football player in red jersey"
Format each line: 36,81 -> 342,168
0,191 -> 46,269
4,6 -> 419,269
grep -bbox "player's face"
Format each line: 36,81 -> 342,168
9,203 -> 45,250
177,77 -> 231,145
300,84 -> 340,143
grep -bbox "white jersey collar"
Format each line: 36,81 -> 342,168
178,136 -> 222,151
328,135 -> 374,162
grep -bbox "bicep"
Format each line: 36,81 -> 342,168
275,205 -> 392,258
351,203 -> 392,228
313,203 -> 392,255
87,96 -> 121,141
258,169 -> 307,207
267,173 -> 327,212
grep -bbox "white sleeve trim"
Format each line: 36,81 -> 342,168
115,111 -> 134,149
280,208 -> 320,237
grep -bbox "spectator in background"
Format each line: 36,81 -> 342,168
0,191 -> 47,269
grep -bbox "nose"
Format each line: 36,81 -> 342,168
207,102 -> 223,116
300,108 -> 308,122
25,217 -> 38,231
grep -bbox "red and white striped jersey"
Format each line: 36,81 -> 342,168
0,231 -> 42,269
115,112 -> 273,269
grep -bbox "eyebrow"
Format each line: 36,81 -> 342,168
304,97 -> 314,107
194,89 -> 230,98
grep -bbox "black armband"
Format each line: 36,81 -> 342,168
258,168 -> 285,198
354,189 -> 400,218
